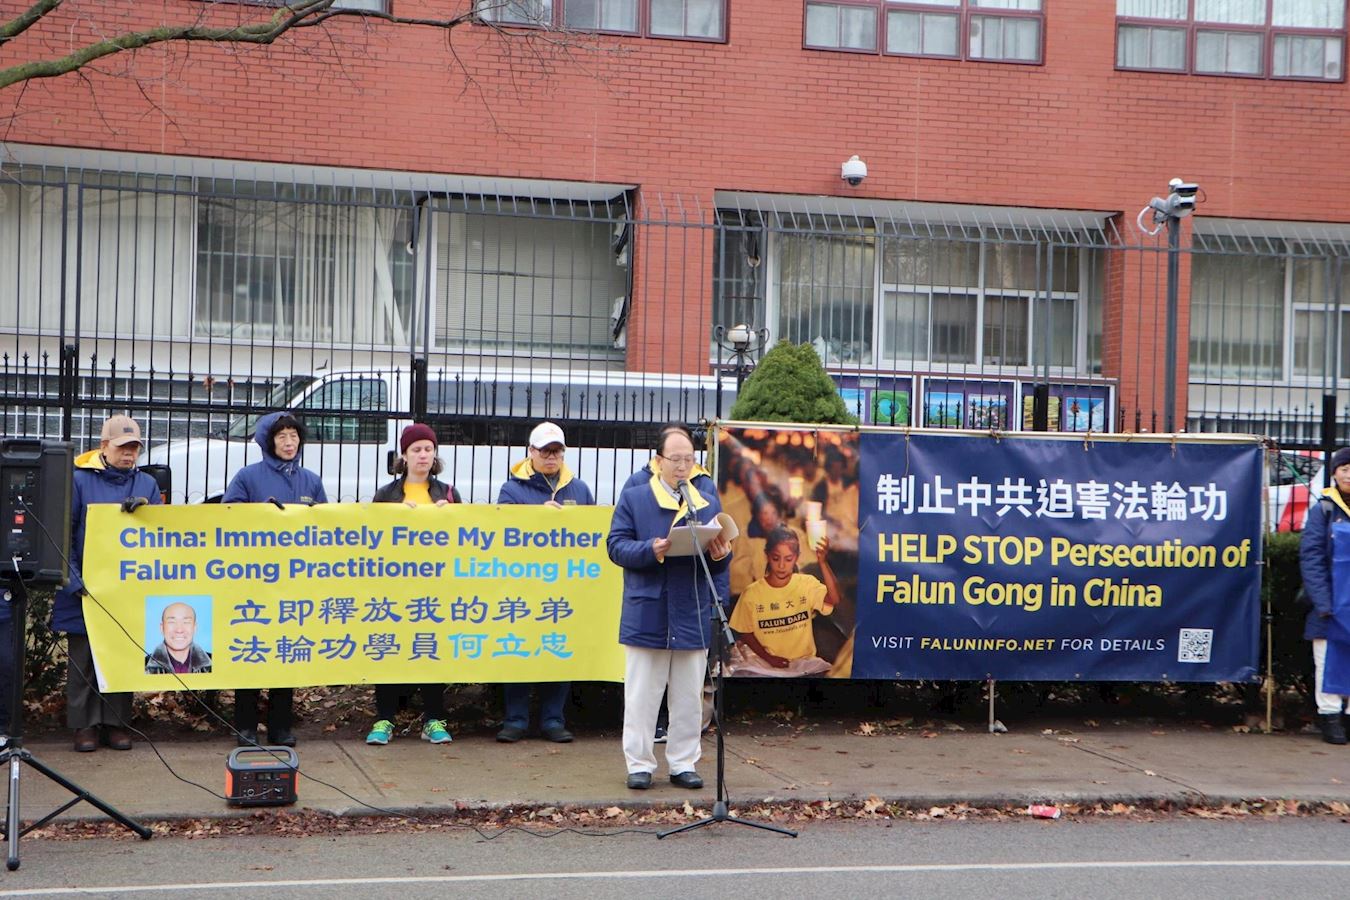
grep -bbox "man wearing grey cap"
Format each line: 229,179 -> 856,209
494,421 -> 595,743
48,414 -> 162,752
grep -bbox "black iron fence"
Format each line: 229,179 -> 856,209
4,155 -> 1349,503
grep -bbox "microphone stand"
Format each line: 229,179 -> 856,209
1,577 -> 152,870
658,481 -> 796,839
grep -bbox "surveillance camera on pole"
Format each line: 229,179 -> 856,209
1138,178 -> 1200,235
1134,178 -> 1201,435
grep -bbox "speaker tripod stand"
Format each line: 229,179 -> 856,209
657,506 -> 796,840
2,577 -> 151,871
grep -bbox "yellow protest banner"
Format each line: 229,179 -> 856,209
82,503 -> 624,691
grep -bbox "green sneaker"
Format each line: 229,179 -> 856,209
365,719 -> 394,745
422,719 -> 453,744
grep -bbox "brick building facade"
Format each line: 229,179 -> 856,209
3,1 -> 1349,446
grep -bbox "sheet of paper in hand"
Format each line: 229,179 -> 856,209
666,512 -> 739,557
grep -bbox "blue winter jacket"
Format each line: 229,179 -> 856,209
497,458 -> 595,505
621,459 -> 715,494
1299,487 -> 1350,641
607,474 -> 731,650
621,461 -> 729,604
222,411 -> 328,506
48,449 -> 163,634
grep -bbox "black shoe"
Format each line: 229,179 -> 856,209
102,726 -> 133,751
496,725 -> 526,743
669,771 -> 703,789
653,725 -> 668,744
73,727 -> 98,753
626,771 -> 653,790
270,729 -> 297,747
541,725 -> 574,743
1318,713 -> 1348,745
236,728 -> 259,747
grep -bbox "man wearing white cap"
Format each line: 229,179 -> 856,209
495,421 -> 595,743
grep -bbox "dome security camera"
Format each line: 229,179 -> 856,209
841,155 -> 867,186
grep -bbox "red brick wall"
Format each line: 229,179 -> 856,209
5,2 -> 1346,217
3,1 -> 1346,425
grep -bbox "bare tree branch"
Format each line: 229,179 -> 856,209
0,0 -> 63,45
0,1 -> 484,91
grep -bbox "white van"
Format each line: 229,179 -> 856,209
144,367 -> 734,504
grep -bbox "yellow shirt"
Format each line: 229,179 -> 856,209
729,573 -> 831,661
403,480 -> 433,506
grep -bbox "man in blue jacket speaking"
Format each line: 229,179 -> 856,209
607,425 -> 730,790
495,422 -> 594,743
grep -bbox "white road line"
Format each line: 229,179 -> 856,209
3,860 -> 1350,896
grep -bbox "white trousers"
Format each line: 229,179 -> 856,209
1312,639 -> 1350,715
623,646 -> 704,775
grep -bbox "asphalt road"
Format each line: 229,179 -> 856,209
0,818 -> 1347,899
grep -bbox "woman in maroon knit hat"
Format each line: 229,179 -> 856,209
364,423 -> 460,745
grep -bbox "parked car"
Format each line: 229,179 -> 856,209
143,367 -> 733,504
1267,449 -> 1323,532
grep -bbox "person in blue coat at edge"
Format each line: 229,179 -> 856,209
607,424 -> 730,790
621,423 -> 727,743
1299,446 -> 1350,745
223,411 -> 327,748
49,414 -> 162,753
494,421 -> 595,744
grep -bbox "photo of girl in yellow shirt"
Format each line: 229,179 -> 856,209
728,526 -> 841,676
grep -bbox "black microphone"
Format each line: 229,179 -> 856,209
675,479 -> 697,520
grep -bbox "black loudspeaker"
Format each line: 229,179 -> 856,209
140,463 -> 172,505
0,439 -> 73,586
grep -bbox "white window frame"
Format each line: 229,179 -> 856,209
760,217 -> 1092,376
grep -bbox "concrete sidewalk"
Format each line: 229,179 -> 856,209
6,719 -> 1349,823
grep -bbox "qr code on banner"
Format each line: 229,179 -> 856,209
1178,628 -> 1213,664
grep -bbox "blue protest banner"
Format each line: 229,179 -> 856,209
854,433 -> 1263,681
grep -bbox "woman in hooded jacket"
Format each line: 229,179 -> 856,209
222,411 -> 326,747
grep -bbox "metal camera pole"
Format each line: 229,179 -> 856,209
0,578 -> 153,869
1136,177 -> 1200,434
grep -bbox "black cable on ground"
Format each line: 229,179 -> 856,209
17,496 -> 662,839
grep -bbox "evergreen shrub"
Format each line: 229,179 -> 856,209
728,342 -> 859,426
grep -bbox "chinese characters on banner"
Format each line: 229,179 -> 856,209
712,423 -> 1263,683
82,504 -> 624,691
856,433 -> 1264,682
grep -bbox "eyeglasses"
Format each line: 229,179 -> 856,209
532,445 -> 565,458
658,454 -> 695,465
